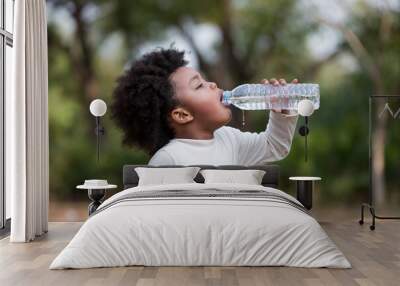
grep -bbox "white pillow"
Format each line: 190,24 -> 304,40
200,169 -> 266,185
135,167 -> 201,186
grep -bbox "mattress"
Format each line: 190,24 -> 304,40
49,183 -> 351,269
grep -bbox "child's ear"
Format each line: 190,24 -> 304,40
170,107 -> 194,125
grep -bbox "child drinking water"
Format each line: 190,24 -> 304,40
110,48 -> 299,166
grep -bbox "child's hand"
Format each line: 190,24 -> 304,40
261,78 -> 299,114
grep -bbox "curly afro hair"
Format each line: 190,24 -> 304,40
110,48 -> 188,156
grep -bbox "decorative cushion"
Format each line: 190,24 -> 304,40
135,167 -> 201,186
200,169 -> 266,185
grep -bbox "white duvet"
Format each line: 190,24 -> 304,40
49,183 -> 351,269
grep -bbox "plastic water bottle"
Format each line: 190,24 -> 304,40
222,83 -> 320,111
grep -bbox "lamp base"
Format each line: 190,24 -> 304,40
88,189 -> 106,215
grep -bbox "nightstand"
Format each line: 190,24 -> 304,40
77,180 -> 117,215
289,176 -> 321,210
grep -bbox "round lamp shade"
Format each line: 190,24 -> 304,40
90,99 -> 107,117
297,99 -> 314,117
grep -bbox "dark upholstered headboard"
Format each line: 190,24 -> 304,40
123,165 -> 280,190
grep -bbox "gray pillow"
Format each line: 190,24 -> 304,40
200,169 -> 266,185
135,167 -> 201,186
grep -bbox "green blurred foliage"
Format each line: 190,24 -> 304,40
47,0 -> 400,205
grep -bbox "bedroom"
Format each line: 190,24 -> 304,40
1,0 -> 399,285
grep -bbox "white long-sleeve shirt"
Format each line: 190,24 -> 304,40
148,111 -> 298,166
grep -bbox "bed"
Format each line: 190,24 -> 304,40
49,164 -> 351,269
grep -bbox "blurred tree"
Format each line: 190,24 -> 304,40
314,0 -> 400,205
48,0 -> 101,143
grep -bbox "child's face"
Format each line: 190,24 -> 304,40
169,66 -> 232,130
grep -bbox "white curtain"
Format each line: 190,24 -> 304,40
6,0 -> 49,242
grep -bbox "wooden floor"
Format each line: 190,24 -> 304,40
0,213 -> 399,286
